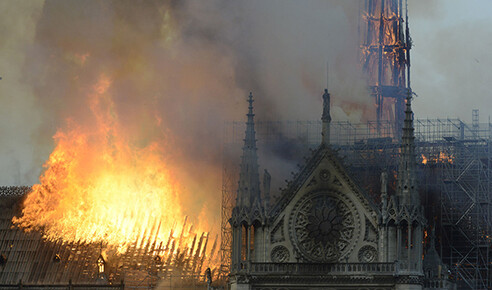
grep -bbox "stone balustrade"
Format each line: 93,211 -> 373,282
233,262 -> 396,275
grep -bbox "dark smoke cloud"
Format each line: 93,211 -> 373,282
5,0 -> 490,231
0,0 -> 373,229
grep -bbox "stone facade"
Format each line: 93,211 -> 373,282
229,91 -> 455,290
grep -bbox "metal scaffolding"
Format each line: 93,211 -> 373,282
218,143 -> 239,281
220,118 -> 492,289
359,0 -> 411,137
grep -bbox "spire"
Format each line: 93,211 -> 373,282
397,90 -> 418,205
321,89 -> 331,146
237,92 -> 261,208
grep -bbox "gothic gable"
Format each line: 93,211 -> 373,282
267,146 -> 380,263
270,146 -> 378,222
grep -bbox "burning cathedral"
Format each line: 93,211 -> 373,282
226,1 -> 459,289
228,89 -> 454,290
1,1 -> 491,289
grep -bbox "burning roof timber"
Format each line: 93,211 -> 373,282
0,74 -> 221,287
0,187 -> 218,287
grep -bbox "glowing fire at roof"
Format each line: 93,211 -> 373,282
421,152 -> 454,165
13,75 -> 209,258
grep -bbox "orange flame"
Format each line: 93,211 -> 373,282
421,154 -> 428,165
421,152 -> 454,165
438,151 -> 454,164
13,75 -> 208,258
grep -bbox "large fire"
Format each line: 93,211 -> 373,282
13,75 -> 210,261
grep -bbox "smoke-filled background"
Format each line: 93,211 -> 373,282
1,0 -> 491,232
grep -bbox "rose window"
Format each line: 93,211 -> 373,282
290,191 -> 359,262
306,204 -> 344,244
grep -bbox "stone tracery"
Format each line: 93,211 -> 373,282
290,191 -> 360,262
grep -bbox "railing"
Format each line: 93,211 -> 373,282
234,262 -> 396,275
397,261 -> 420,273
424,279 -> 443,288
423,278 -> 457,289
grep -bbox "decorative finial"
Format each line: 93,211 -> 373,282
247,92 -> 255,117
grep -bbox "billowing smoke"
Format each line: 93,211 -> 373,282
0,1 -> 45,186
1,0 -> 370,233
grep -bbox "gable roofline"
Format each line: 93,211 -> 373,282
268,145 -> 380,222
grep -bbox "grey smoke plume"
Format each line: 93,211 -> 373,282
408,0 -> 492,122
3,0 -> 492,233
0,0 -> 368,230
0,1 -> 45,186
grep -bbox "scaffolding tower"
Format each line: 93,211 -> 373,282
220,118 -> 492,289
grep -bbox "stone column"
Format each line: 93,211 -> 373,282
407,223 -> 412,271
388,226 -> 397,262
247,226 -> 251,261
379,225 -> 387,262
396,225 -> 402,262
416,224 -> 423,272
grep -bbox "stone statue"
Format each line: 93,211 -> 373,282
381,172 -> 387,194
322,89 -> 331,122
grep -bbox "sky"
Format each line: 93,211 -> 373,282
409,0 -> 492,122
0,0 -> 491,229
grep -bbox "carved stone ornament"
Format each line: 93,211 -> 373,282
270,218 -> 285,243
358,245 -> 377,262
319,169 -> 330,181
289,191 -> 360,262
270,245 -> 290,263
333,177 -> 342,187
